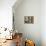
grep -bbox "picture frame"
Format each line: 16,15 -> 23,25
24,16 -> 34,24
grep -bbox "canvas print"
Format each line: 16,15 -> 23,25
24,16 -> 34,24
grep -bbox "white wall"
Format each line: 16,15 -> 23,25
13,0 -> 41,46
41,0 -> 46,46
0,0 -> 16,29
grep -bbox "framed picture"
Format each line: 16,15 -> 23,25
24,16 -> 34,24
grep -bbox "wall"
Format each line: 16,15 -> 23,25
41,0 -> 46,46
12,0 -> 46,46
0,0 -> 16,30
13,0 -> 41,46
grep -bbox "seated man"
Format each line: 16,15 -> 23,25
15,33 -> 23,46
